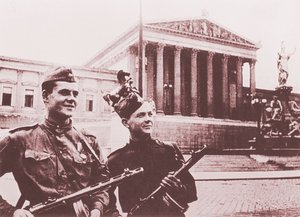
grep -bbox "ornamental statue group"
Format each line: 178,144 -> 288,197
260,42 -> 299,137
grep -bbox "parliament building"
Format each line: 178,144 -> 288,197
1,17 -> 299,152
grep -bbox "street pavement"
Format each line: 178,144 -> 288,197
1,154 -> 300,216
184,154 -> 300,216
186,179 -> 300,216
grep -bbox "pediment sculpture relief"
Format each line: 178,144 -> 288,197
149,19 -> 253,45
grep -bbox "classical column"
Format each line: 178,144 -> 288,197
77,77 -> 84,115
15,71 -> 22,112
236,57 -> 243,117
142,41 -> 148,98
207,52 -> 214,117
174,46 -> 182,115
37,72 -> 44,114
147,46 -> 155,100
98,80 -> 105,115
191,49 -> 198,116
249,59 -> 256,95
95,79 -> 101,117
156,43 -> 165,113
128,46 -> 138,86
222,54 -> 229,118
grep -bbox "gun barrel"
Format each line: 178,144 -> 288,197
29,167 -> 144,214
128,145 -> 207,215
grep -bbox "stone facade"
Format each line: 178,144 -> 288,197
0,56 -> 116,120
1,18 -> 300,151
86,18 -> 259,120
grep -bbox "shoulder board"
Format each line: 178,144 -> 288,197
78,128 -> 96,139
9,123 -> 39,134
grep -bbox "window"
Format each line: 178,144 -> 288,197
86,94 -> 94,112
24,89 -> 34,108
2,87 -> 12,106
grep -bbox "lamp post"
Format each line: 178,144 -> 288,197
163,83 -> 173,115
245,92 -> 253,121
251,96 -> 267,141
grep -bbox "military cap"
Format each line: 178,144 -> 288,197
103,70 -> 144,119
114,92 -> 144,119
42,66 -> 76,88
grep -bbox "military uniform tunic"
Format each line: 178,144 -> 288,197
0,120 -> 109,216
104,137 -> 197,217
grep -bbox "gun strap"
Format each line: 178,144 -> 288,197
16,195 -> 25,209
73,127 -> 104,166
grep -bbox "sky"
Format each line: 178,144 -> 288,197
0,0 -> 300,92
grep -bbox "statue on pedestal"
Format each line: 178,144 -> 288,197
249,42 -> 300,148
277,41 -> 296,86
270,95 -> 283,121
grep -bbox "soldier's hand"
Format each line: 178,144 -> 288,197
90,208 -> 101,217
160,173 -> 185,194
13,209 -> 34,217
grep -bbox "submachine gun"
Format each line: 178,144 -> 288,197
128,145 -> 207,216
28,167 -> 143,217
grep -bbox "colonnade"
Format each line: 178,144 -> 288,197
129,42 -> 256,119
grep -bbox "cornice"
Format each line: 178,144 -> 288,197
21,82 -> 39,87
0,79 -> 17,84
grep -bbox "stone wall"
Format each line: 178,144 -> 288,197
0,113 -> 258,154
152,115 -> 257,153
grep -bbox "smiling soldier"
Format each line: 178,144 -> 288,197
0,67 -> 109,217
103,70 -> 197,217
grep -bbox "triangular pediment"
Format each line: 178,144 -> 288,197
147,18 -> 257,47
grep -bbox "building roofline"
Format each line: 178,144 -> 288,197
84,24 -> 139,67
0,56 -> 57,67
0,55 -> 116,75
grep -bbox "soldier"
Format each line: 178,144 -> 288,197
0,67 -> 109,217
103,71 -> 197,217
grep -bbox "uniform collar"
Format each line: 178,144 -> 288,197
43,118 -> 73,135
128,135 -> 152,149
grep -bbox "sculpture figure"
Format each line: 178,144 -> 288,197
270,95 -> 283,121
277,41 -> 296,86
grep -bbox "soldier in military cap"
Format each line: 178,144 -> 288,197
0,66 -> 109,217
103,70 -> 197,217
